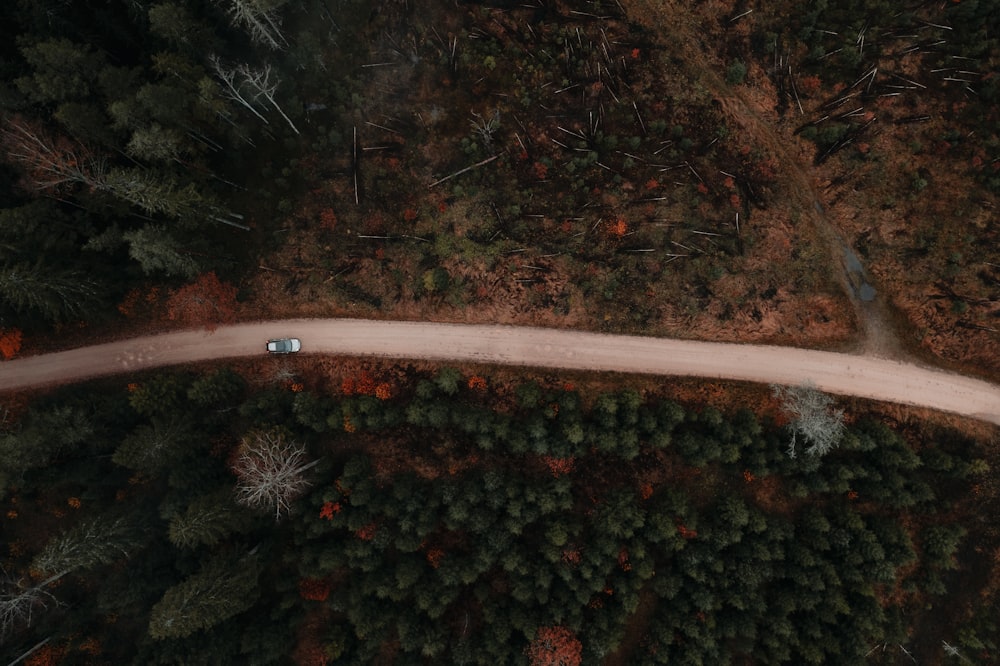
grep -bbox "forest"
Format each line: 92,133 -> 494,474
1,364 -> 997,664
2,0 -> 1000,664
1,0 -> 999,365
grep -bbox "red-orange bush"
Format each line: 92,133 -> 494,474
542,456 -> 576,478
0,328 -> 23,359
341,370 -> 376,396
374,382 -> 393,400
526,626 -> 582,666
165,272 -> 237,331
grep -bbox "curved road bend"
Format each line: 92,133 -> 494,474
1,319 -> 999,426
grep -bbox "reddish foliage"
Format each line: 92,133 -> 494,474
754,157 -> 779,182
639,483 -> 654,500
542,456 -> 576,478
319,208 -> 338,230
526,626 -> 583,666
696,182 -> 709,194
798,75 -> 822,96
608,218 -> 628,238
467,375 -> 488,391
730,193 -> 742,209
561,548 -> 582,566
25,645 -> 66,666
743,470 -> 756,483
355,522 -> 377,541
403,208 -> 418,222
342,414 -> 356,433
117,287 -> 142,317
425,547 -> 445,569
0,328 -> 23,359
676,522 -> 698,540
118,284 -> 163,320
341,370 -> 376,396
1,116 -> 94,193
319,501 -> 341,520
618,547 -> 632,572
533,161 -> 549,180
847,490 -> 859,501
374,382 -> 393,400
298,578 -> 331,602
165,272 -> 238,331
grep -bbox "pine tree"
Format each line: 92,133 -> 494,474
148,552 -> 261,639
113,417 -> 192,474
122,224 -> 201,278
31,513 -> 142,576
168,488 -> 253,549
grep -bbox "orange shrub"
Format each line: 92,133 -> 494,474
526,626 -> 582,666
0,328 -> 23,360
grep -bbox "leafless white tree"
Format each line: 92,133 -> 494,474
469,109 -> 500,149
0,570 -> 64,640
237,63 -> 299,134
209,55 -> 270,125
772,382 -> 846,458
223,0 -> 288,50
231,429 -> 319,520
209,58 -> 299,134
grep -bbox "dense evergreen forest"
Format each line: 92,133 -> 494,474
1,365 -> 996,664
0,0 -> 366,335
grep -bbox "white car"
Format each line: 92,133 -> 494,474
266,338 -> 301,354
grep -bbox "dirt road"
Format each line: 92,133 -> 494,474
2,319 -> 999,425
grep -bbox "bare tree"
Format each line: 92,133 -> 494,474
209,55 -> 270,125
222,0 -> 288,50
231,429 -> 319,520
209,58 -> 299,134
237,63 -> 299,134
0,570 -> 64,640
469,109 -> 500,149
772,382 -> 846,458
2,117 -> 217,222
1,117 -> 106,191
